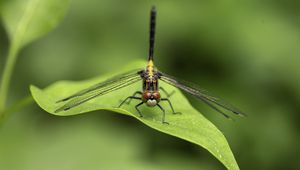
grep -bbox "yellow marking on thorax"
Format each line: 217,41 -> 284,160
147,60 -> 154,78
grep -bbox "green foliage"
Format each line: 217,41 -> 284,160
0,0 -> 70,113
30,61 -> 239,170
1,0 -> 70,48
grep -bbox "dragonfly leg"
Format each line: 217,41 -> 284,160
135,102 -> 144,117
125,91 -> 142,104
157,104 -> 169,124
159,87 -> 175,98
161,98 -> 181,115
119,96 -> 142,108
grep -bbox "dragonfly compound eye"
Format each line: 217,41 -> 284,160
152,92 -> 161,101
142,91 -> 152,102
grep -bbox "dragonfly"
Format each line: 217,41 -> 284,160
55,6 -> 246,124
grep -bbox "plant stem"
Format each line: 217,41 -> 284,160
0,95 -> 33,125
0,42 -> 19,115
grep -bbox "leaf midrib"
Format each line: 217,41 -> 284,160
12,0 -> 40,49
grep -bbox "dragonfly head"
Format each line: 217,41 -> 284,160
142,91 -> 161,107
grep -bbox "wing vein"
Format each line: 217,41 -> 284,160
158,71 -> 246,117
55,70 -> 142,112
56,69 -> 142,102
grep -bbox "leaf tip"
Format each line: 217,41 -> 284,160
29,85 -> 40,96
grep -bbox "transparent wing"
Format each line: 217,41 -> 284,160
158,71 -> 246,118
55,69 -> 143,112
56,69 -> 143,102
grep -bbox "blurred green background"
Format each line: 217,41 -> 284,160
1,0 -> 300,169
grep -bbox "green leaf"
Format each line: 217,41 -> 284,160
0,0 -> 70,112
1,0 -> 70,48
30,60 -> 239,170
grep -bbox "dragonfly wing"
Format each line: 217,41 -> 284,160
158,71 -> 246,117
55,70 -> 143,112
56,69 -> 143,103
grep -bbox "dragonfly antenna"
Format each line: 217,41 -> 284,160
149,6 -> 156,61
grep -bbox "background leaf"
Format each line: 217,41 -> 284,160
30,60 -> 240,170
1,0 -> 70,48
0,0 -> 70,112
